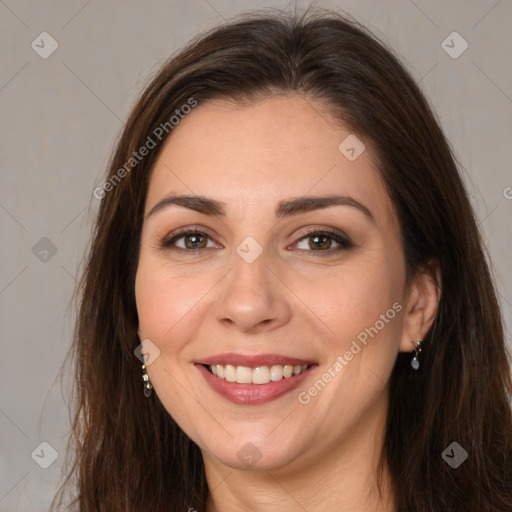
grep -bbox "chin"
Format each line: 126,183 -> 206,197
200,430 -> 306,472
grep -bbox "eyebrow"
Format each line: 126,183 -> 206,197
146,194 -> 374,223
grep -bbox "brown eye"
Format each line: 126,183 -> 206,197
182,233 -> 207,249
307,234 -> 333,250
294,230 -> 352,254
161,230 -> 218,251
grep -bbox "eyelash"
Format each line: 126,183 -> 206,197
160,227 -> 352,256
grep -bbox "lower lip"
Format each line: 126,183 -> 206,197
196,364 -> 316,405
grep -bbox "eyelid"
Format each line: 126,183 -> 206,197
160,225 -> 352,253
161,226 -> 221,248
293,226 -> 350,242
289,227 -> 352,253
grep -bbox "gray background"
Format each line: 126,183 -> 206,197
1,0 -> 511,510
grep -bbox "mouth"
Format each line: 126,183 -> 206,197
195,353 -> 318,405
204,363 -> 311,384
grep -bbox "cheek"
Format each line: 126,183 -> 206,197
292,259 -> 405,417
134,258 -> 208,428
135,257 -> 201,348
294,254 -> 404,349
295,264 -> 403,417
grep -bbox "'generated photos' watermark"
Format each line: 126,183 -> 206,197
94,97 -> 198,200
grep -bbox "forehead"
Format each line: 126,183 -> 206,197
145,95 -> 394,223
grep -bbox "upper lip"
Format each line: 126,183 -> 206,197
196,352 -> 317,367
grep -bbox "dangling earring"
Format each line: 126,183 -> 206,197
141,363 -> 153,397
410,341 -> 423,370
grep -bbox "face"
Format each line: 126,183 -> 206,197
135,94 -> 411,473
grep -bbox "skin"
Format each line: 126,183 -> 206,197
135,94 -> 440,512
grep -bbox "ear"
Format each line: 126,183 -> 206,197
399,260 -> 441,353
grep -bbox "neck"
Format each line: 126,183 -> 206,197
203,391 -> 395,512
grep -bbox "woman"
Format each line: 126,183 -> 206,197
51,8 -> 512,512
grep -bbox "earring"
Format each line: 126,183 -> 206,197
410,341 -> 423,370
141,363 -> 153,397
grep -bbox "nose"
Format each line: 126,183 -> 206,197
214,251 -> 292,334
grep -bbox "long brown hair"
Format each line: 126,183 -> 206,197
51,7 -> 512,511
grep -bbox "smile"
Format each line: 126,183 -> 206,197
207,363 -> 310,384
195,353 -> 317,405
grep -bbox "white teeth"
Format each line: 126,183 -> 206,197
207,363 -> 309,384
252,366 -> 270,384
270,365 -> 283,381
283,365 -> 293,378
236,366 -> 252,384
224,364 -> 236,382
